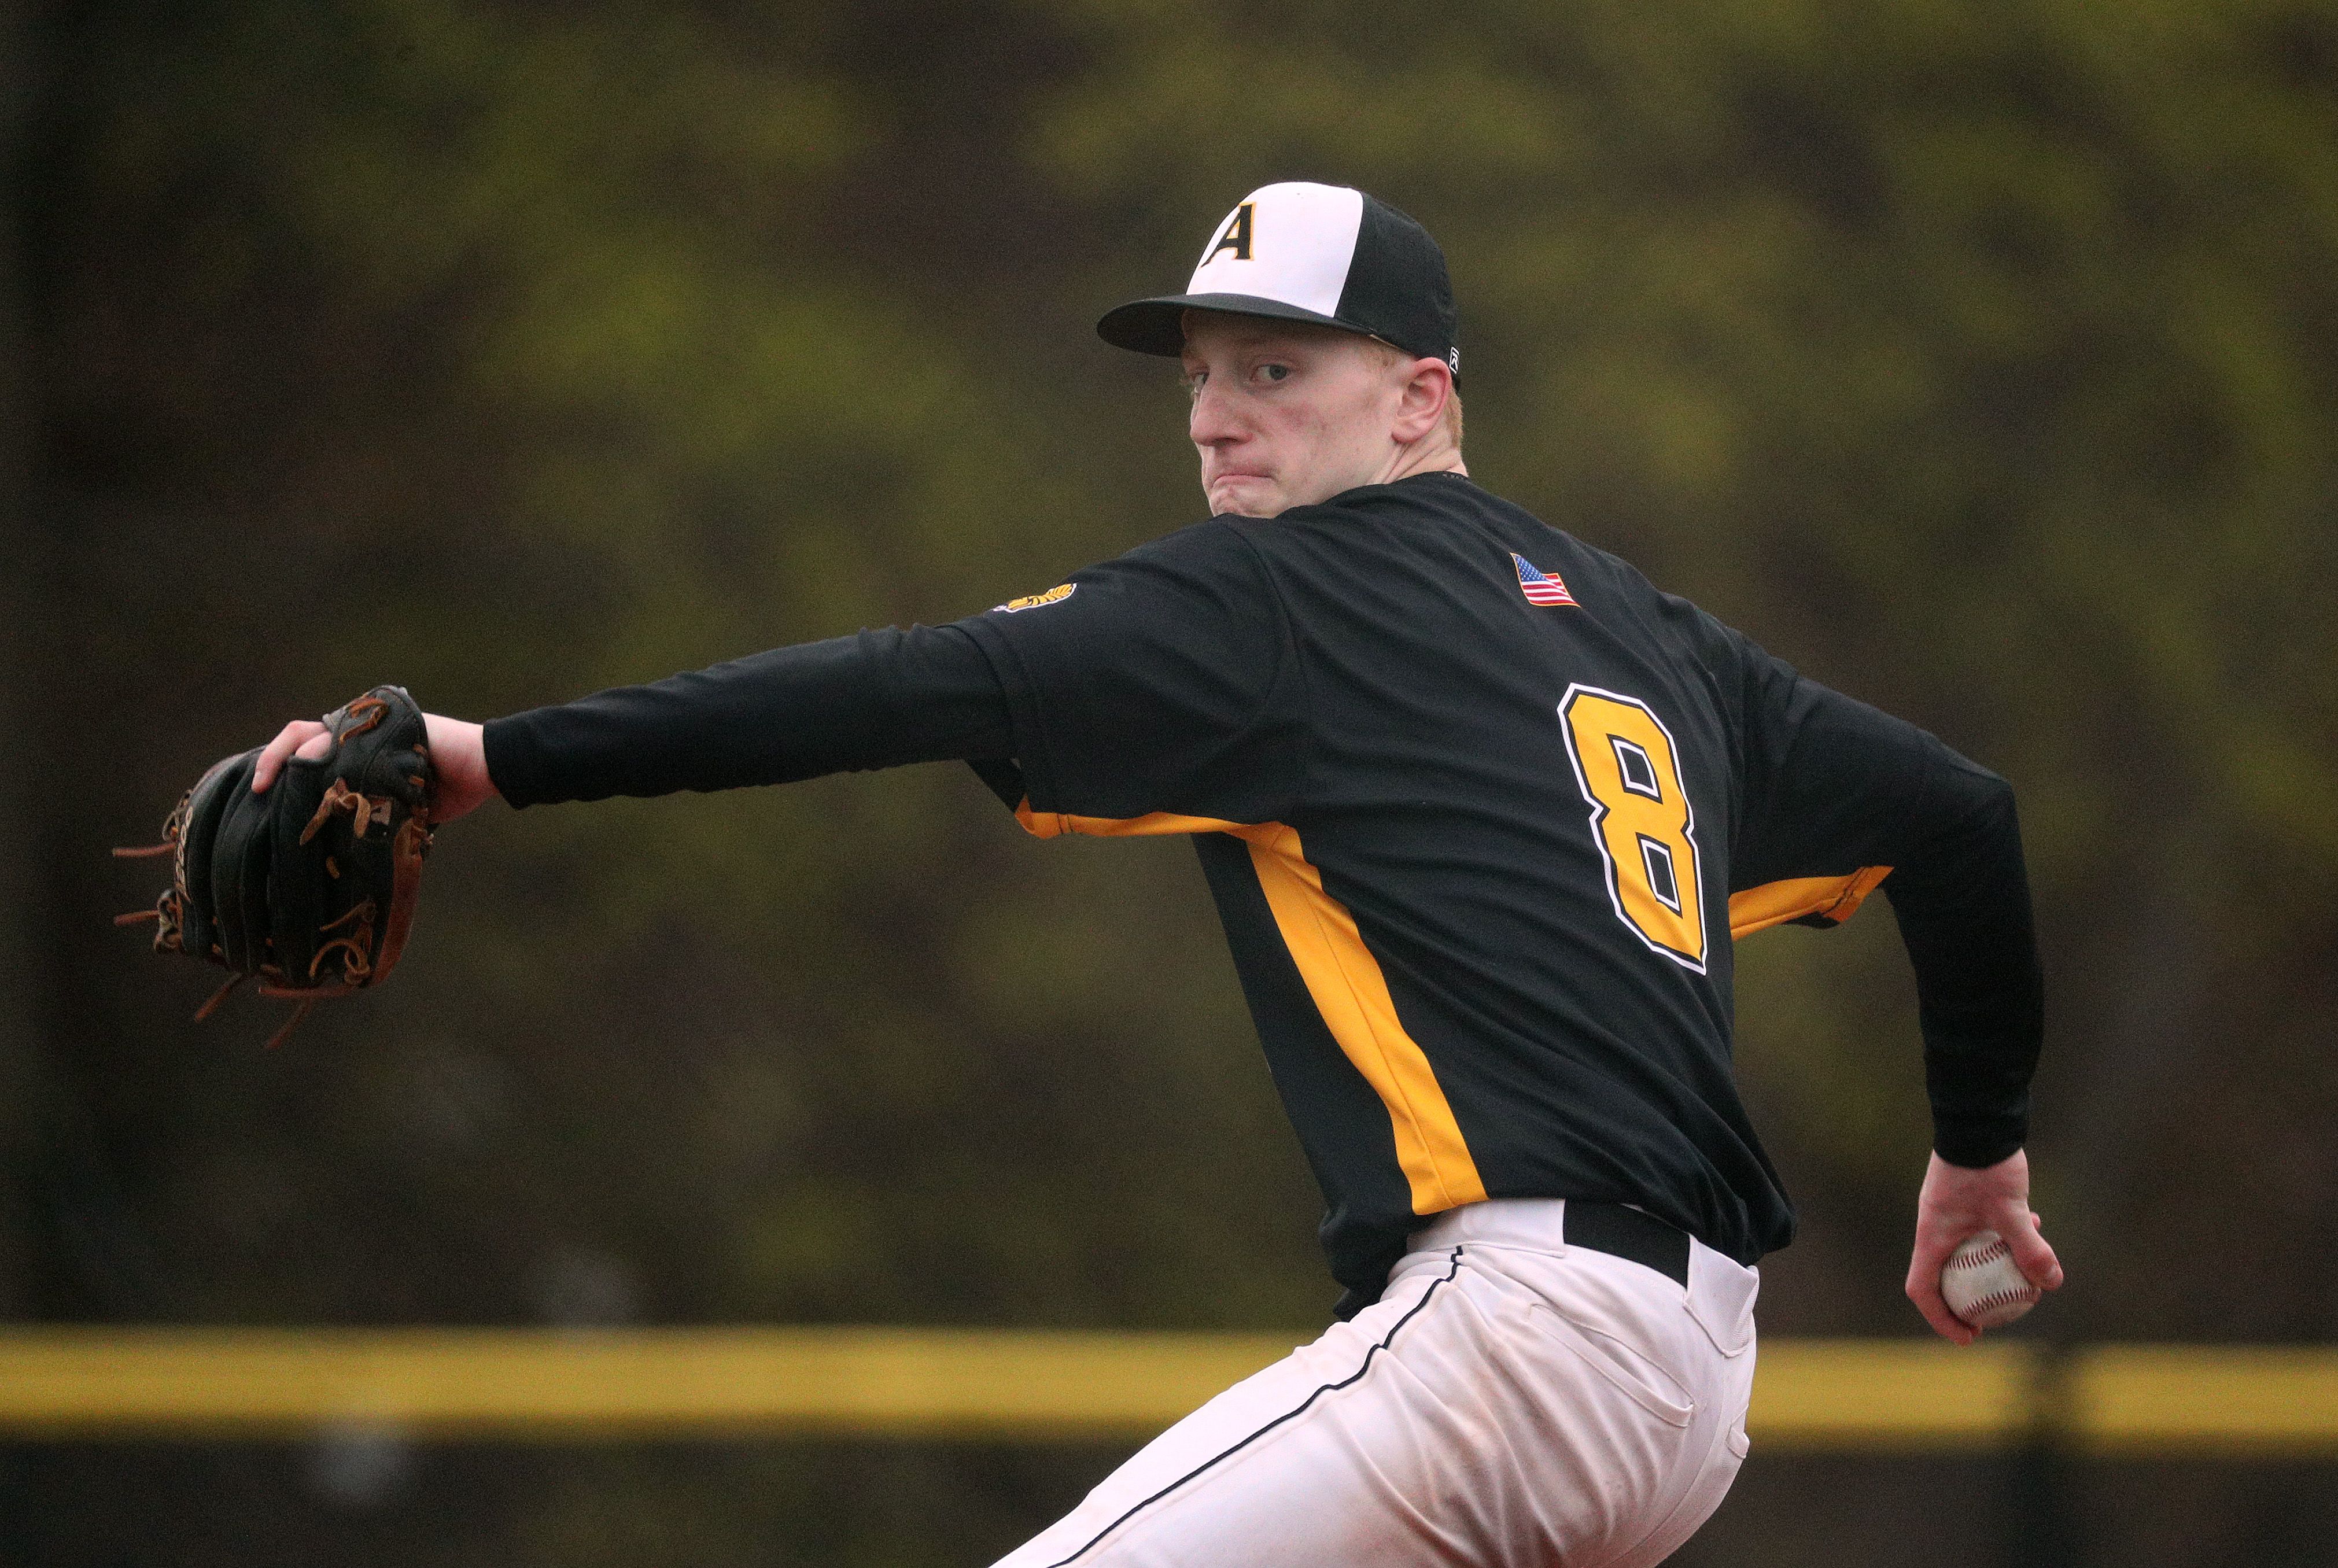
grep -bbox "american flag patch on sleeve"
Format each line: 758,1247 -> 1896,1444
1512,553 -> 1579,607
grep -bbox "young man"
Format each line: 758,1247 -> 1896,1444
255,182 -> 2061,1565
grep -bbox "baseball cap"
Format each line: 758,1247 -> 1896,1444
1097,182 -> 1461,379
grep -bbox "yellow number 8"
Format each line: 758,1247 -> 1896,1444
1559,685 -> 1709,972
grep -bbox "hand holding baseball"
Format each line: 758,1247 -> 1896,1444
1940,1230 -> 2042,1329
1905,1149 -> 2063,1345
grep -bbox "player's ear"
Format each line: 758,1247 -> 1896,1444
1390,357 -> 1452,445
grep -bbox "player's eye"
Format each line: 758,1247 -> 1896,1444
1183,370 -> 1207,397
1255,363 -> 1291,384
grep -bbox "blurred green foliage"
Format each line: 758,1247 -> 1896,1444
11,0 -> 2337,1561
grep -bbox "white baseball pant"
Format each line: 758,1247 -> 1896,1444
992,1198 -> 1758,1567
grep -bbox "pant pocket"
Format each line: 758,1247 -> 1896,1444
1526,1303 -> 1696,1427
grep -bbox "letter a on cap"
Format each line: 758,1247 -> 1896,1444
1207,202 -> 1255,263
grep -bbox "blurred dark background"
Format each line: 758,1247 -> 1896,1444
2,1 -> 2334,1563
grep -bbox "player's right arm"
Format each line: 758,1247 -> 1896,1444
1717,622 -> 2062,1341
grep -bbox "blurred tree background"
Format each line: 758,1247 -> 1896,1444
3,0 -> 2335,1563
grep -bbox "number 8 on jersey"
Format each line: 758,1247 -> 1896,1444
1559,685 -> 1709,972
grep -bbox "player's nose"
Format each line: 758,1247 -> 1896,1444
1188,376 -> 1246,448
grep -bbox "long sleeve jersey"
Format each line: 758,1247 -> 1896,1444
485,472 -> 2044,1307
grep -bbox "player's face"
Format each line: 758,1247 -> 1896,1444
1180,313 -> 1416,518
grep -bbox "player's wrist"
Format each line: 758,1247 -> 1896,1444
1929,1117 -> 2026,1170
422,712 -> 498,822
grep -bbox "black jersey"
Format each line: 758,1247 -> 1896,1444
485,469 -> 2042,1309
962,471 -> 2040,1303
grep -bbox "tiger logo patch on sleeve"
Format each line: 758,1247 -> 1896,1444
994,583 -> 1075,613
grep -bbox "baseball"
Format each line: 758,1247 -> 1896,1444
1941,1230 -> 2041,1329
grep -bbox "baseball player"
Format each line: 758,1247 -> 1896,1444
252,181 -> 2062,1565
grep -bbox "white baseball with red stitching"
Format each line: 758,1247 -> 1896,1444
1941,1230 -> 2041,1329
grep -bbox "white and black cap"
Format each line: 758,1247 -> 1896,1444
1097,182 -> 1461,379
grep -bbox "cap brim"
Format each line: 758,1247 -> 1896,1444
1096,293 -> 1365,357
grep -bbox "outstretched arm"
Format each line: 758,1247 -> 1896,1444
255,524 -> 1293,829
249,623 -> 1011,821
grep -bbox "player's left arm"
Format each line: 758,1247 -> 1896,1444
1723,628 -> 2061,1342
254,623 -> 1017,817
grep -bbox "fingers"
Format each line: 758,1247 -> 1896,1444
1906,1273 -> 1979,1345
2000,1206 -> 2066,1293
251,720 -> 331,794
1905,1234 -> 1979,1346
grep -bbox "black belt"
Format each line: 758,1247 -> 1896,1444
1564,1201 -> 1691,1287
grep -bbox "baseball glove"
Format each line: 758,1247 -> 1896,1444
115,685 -> 436,1047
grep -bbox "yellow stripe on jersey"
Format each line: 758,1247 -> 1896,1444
1240,824 -> 1487,1215
1013,805 -> 1254,839
1011,802 -> 1488,1217
1728,866 -> 1893,939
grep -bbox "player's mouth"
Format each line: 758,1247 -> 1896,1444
1205,473 -> 1275,513
1207,468 -> 1275,495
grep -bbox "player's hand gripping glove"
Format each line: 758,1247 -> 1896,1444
113,686 -> 436,1047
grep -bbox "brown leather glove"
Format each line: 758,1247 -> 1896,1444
116,685 -> 435,1046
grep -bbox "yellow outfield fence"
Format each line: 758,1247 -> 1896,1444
0,1330 -> 2333,1454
